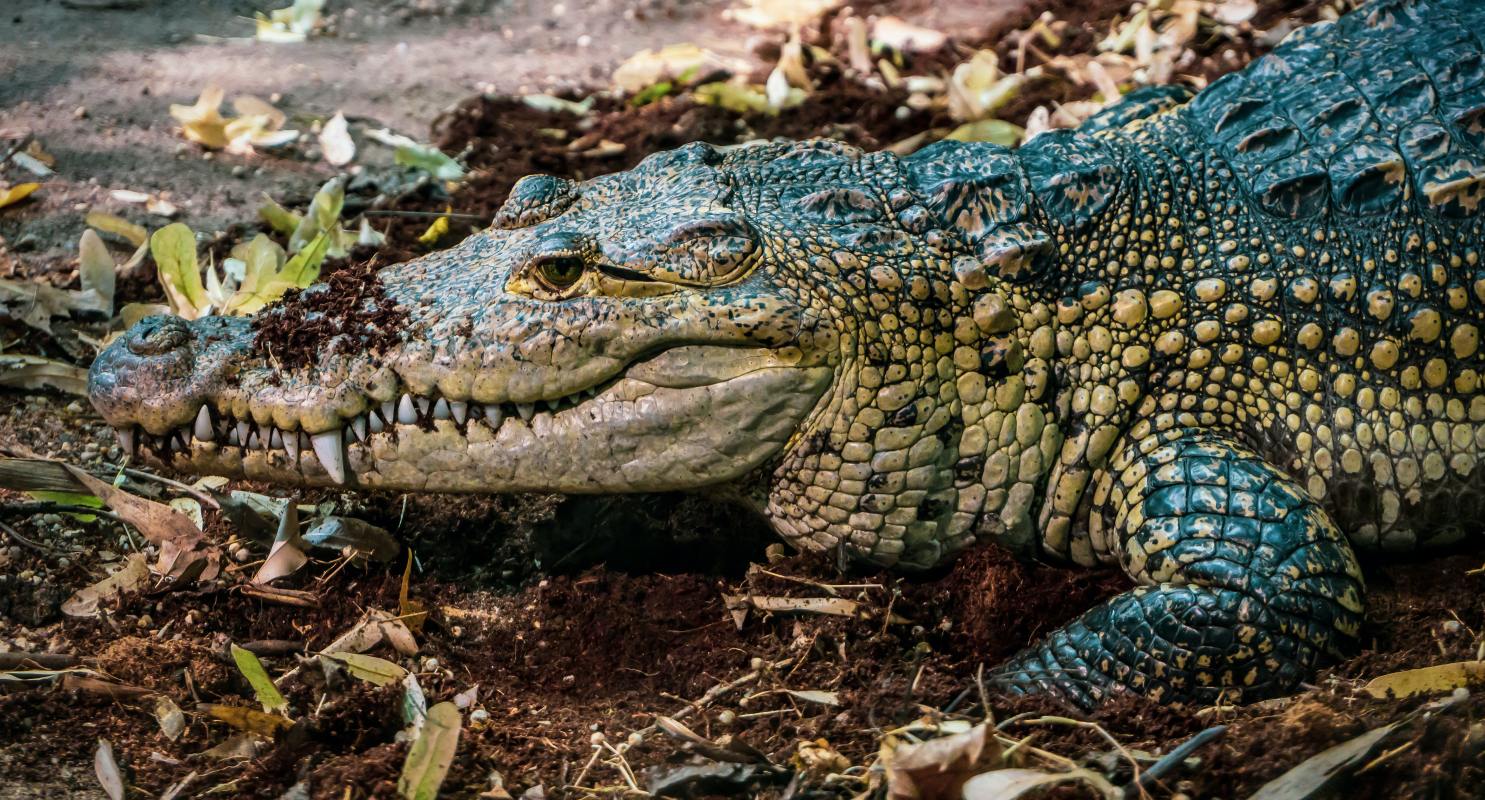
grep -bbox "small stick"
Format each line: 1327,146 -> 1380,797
1128,724 -> 1227,796
0,652 -> 80,670
0,520 -> 54,554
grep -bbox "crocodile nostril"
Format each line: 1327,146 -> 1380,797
126,316 -> 191,357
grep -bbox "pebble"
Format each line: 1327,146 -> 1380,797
470,709 -> 490,723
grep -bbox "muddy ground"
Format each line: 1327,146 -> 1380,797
2,0 -> 1485,798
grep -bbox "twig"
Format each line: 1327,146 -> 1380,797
362,209 -> 487,222
1127,724 -> 1226,797
1013,716 -> 1147,797
0,520 -> 55,554
118,467 -> 220,509
0,652 -> 80,670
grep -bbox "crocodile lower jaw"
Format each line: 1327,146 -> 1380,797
117,358 -> 834,494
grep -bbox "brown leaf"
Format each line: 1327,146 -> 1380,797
199,703 -> 294,736
886,724 -> 1002,800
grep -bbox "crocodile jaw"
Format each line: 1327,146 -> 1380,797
96,337 -> 833,493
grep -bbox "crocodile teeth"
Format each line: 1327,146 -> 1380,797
484,405 -> 504,429
516,403 -> 535,422
397,394 -> 419,425
270,428 -> 284,450
543,399 -> 560,412
310,429 -> 347,485
368,413 -> 385,434
350,415 -> 368,442
415,396 -> 432,415
227,427 -> 241,446
193,406 -> 215,442
381,400 -> 396,421
245,429 -> 260,449
116,427 -> 135,455
236,421 -> 251,444
432,398 -> 451,420
284,431 -> 300,464
449,401 -> 468,425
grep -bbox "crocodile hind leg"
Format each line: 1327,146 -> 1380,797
990,430 -> 1365,708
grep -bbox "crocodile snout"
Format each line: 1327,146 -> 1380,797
124,315 -> 193,357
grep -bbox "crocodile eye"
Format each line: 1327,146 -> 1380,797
532,254 -> 586,291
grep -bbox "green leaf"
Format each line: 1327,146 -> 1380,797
692,82 -> 774,115
278,230 -> 330,288
324,651 -> 408,686
28,490 -> 102,522
150,223 -> 208,318
230,643 -> 288,714
630,81 -> 673,106
394,143 -> 465,182
397,702 -> 462,800
258,195 -> 303,237
290,176 -> 345,254
77,229 -> 116,316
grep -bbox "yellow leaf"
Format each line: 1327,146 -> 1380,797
200,703 -> 294,736
169,86 -> 229,149
944,119 -> 1025,147
1363,661 -> 1485,699
418,215 -> 450,245
85,212 -> 147,247
400,552 -> 428,632
0,183 -> 40,210
258,194 -> 303,237
77,229 -> 116,313
693,82 -> 775,115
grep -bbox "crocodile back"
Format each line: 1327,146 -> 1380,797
1183,0 -> 1485,220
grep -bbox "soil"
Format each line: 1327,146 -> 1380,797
4,0 -> 1485,799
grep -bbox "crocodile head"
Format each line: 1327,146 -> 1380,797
90,138 -> 1066,566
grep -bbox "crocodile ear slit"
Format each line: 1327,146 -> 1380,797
492,174 -> 579,229
972,223 -> 1053,283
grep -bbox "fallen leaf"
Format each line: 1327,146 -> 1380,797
319,111 -> 355,166
324,652 -> 408,686
399,552 -> 428,632
886,724 -> 1002,800
1363,661 -> 1485,699
403,672 -> 429,733
62,553 -> 149,618
199,703 -> 295,736
169,86 -> 229,149
521,94 -> 595,115
0,182 -> 40,210
366,129 -> 465,181
258,195 -> 303,237
168,497 -> 204,529
785,689 -> 840,706
944,119 -> 1025,147
418,215 -> 450,245
290,176 -> 345,254
231,644 -> 289,714
256,0 -> 325,42
0,354 -> 90,396
613,44 -> 725,93
77,229 -> 117,315
85,212 -> 148,247
303,516 -> 399,561
398,702 -> 462,800
947,50 -> 1024,122
724,0 -> 840,29
962,768 -> 1119,799
356,217 -> 386,247
693,82 -> 776,115
197,732 -> 269,761
254,501 -> 307,585
94,739 -> 124,800
872,16 -> 948,54
1248,721 -> 1402,800
153,695 -> 186,741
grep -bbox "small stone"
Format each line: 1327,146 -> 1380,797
470,709 -> 490,723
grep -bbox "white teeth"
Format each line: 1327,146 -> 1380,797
450,401 -> 468,424
397,394 -> 419,424
236,421 -> 251,444
284,431 -> 300,464
432,398 -> 451,420
270,428 -> 283,449
117,427 -> 135,454
194,407 -> 215,442
351,415 -> 368,442
415,396 -> 431,415
381,401 -> 396,421
369,413 -> 385,434
544,399 -> 560,412
517,403 -> 535,422
585,387 -> 599,398
310,429 -> 347,485
484,405 -> 504,428
246,430 -> 260,449
227,427 -> 241,446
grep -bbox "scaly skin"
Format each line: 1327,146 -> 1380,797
89,0 -> 1485,706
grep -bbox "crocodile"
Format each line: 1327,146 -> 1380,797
89,0 -> 1485,708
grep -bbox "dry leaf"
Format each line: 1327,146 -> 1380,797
1248,721 -> 1402,800
63,553 -> 149,618
613,44 -> 726,94
947,51 -> 1024,122
724,0 -> 840,29
872,16 -> 948,53
94,739 -> 124,800
153,695 -> 186,741
85,212 -> 148,247
323,652 -> 408,686
0,354 -> 90,396
1363,661 -> 1485,699
886,724 -> 1002,800
199,703 -> 294,736
962,768 -> 1119,799
319,111 -> 355,166
169,86 -> 229,148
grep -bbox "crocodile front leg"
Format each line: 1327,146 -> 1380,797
990,430 -> 1365,707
